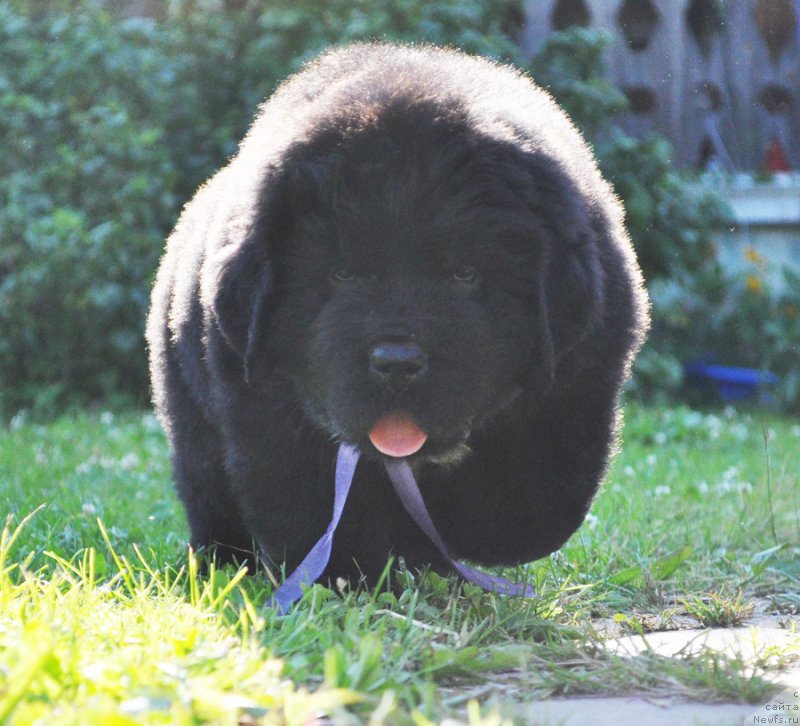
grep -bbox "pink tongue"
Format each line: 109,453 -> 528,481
369,413 -> 427,458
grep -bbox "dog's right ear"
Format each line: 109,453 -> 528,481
210,238 -> 273,385
206,161 -> 298,384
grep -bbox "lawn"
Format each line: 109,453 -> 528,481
1,404 -> 798,724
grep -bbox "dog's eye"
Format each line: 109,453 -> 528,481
330,268 -> 357,283
451,266 -> 478,284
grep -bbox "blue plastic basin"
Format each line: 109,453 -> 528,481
684,362 -> 779,402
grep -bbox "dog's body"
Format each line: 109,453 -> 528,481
147,44 -> 649,582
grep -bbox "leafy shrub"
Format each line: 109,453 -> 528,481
0,7 -> 178,413
647,258 -> 800,411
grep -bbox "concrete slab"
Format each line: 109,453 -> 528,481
607,625 -> 800,687
505,619 -> 800,726
514,696 -> 754,726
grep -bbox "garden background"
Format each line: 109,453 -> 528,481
1,0 -> 799,417
0,1 -> 799,724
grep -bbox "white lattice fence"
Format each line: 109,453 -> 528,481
522,0 -> 800,172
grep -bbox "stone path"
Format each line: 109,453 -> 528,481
516,697 -> 762,725
509,616 -> 800,726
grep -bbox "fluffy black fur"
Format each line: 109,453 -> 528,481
147,43 -> 649,583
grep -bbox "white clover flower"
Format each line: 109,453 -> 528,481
714,465 -> 753,494
118,452 -> 141,470
10,410 -> 28,431
75,461 -> 91,475
141,412 -> 161,433
730,423 -> 748,441
723,466 -> 739,482
654,484 -> 671,497
683,411 -> 703,428
705,415 -> 722,439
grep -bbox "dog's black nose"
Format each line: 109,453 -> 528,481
369,341 -> 428,388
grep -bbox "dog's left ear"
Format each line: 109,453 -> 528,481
525,231 -> 604,396
520,150 -> 606,358
544,235 -> 604,356
528,276 -> 557,396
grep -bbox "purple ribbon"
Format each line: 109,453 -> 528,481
383,457 -> 536,597
270,444 -> 359,613
270,443 -> 535,612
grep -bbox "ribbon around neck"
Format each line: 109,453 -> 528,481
270,444 -> 359,613
270,443 -> 535,612
382,457 -> 536,597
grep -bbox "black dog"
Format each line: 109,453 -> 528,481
147,43 -> 649,584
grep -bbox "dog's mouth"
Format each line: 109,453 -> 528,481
365,410 -> 475,465
368,411 -> 428,458
309,385 -> 524,466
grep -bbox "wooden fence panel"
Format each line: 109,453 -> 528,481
521,0 -> 800,171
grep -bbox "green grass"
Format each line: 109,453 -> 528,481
1,404 -> 798,723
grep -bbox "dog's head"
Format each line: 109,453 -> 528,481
210,97 -> 605,463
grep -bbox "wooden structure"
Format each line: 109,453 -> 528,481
521,0 -> 800,171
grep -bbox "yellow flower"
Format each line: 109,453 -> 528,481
745,275 -> 763,295
744,246 -> 765,267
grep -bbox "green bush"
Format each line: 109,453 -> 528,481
0,7 -> 178,413
646,258 -> 800,411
